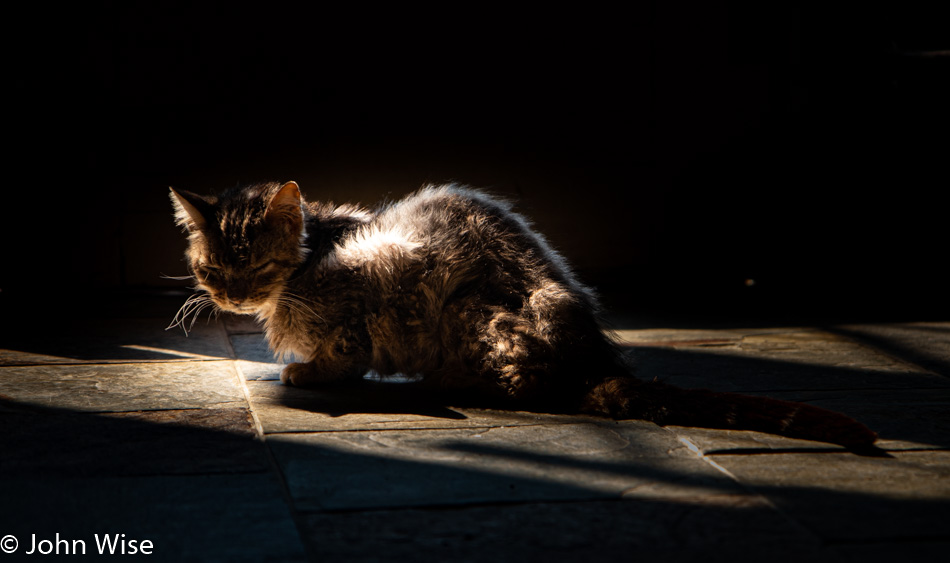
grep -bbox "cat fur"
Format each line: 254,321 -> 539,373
170,181 -> 879,452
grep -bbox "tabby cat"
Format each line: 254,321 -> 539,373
170,181 -> 878,451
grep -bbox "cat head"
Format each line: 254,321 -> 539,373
170,181 -> 308,315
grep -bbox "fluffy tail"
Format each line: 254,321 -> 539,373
581,377 -> 878,451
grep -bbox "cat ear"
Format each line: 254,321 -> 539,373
169,187 -> 210,231
264,181 -> 304,232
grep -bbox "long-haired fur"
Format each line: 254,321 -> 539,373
170,181 -> 879,452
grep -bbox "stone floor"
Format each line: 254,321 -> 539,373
1,297 -> 948,562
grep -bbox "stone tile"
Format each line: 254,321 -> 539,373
694,449 -> 950,542
613,327 -> 765,347
0,407 -> 268,476
669,387 -> 950,451
0,361 -> 245,412
301,498 -> 827,563
222,313 -> 265,334
268,421 -> 738,511
247,380 -> 598,434
0,473 -> 307,562
832,322 -> 950,376
0,318 -> 231,365
230,333 -> 283,381
671,427 -> 846,454
774,388 -> 950,450
831,540 -> 950,563
629,329 -> 948,393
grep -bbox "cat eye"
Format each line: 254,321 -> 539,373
195,263 -> 221,276
251,261 -> 275,274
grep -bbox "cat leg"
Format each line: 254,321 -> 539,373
280,357 -> 367,387
280,321 -> 372,387
475,309 -> 553,400
280,340 -> 369,387
443,297 -> 600,408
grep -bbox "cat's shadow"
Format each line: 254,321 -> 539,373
272,379 -> 490,420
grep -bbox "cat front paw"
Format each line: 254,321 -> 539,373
280,362 -> 319,387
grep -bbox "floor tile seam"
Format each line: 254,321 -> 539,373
879,446 -> 950,453
0,469 -> 278,482
259,422 -> 570,436
635,444 -> 950,456
252,443 -> 323,560
0,404 -> 251,416
700,447 -> 854,457
673,433 -> 826,543
292,495 -> 643,517
221,322 -> 270,439
225,336 -> 319,562
728,385 -> 950,394
822,534 -> 950,547
621,327 -> 838,349
219,332 -> 264,441
0,359 -> 234,368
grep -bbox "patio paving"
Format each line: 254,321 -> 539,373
1,298 -> 948,561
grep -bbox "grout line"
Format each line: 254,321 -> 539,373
303,495 -> 637,517
234,365 -> 267,439
262,423 -> 543,436
677,436 -> 741,481
676,435 -> 826,543
0,358 -> 234,368
220,322 -> 318,562
219,321 -> 271,443
217,321 -> 268,438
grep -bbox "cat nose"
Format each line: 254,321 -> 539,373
226,282 -> 250,304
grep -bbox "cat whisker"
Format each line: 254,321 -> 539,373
160,273 -> 196,281
191,303 -> 217,332
274,298 -> 306,318
167,293 -> 215,335
276,300 -> 312,323
168,295 -> 197,327
276,292 -> 325,324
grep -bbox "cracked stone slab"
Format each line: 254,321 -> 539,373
268,421 -> 742,511
689,448 -> 950,542
0,407 -> 268,476
301,497 -> 827,563
247,379 -> 604,434
0,473 -> 307,562
0,361 -> 246,412
0,318 -> 232,365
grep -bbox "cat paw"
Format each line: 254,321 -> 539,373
280,362 -> 318,387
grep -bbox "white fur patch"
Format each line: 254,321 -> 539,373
334,225 -> 422,271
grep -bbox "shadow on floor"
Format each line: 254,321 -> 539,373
1,396 -> 948,562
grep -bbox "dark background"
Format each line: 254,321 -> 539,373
3,2 -> 948,325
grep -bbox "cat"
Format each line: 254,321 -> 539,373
170,181 -> 879,452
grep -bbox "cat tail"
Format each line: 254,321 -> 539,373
580,377 -> 879,453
